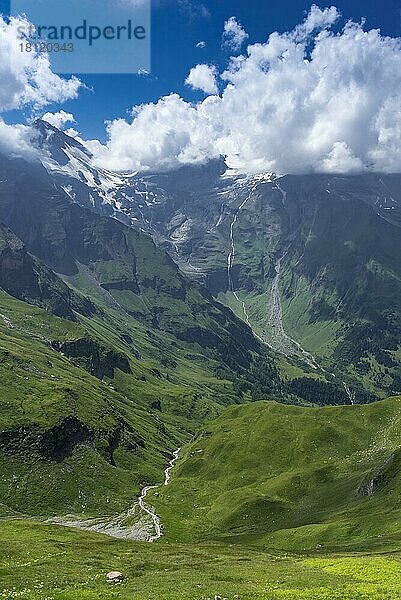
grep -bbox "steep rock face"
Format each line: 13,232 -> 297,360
358,449 -> 401,497
52,338 -> 132,380
0,417 -> 93,461
0,415 -> 146,465
0,223 -> 94,320
39,417 -> 94,460
34,119 -> 93,167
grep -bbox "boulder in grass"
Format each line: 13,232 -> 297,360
106,571 -> 124,584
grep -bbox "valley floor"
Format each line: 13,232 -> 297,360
1,521 -> 401,600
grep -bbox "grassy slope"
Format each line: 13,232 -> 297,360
0,291 -> 189,518
0,280 -> 255,517
1,521 -> 401,599
151,397 -> 401,552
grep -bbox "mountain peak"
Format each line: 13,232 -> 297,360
32,119 -> 92,165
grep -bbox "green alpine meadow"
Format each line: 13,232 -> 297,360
1,2 -> 401,599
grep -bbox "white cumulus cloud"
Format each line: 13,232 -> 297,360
222,16 -> 249,52
0,16 -> 81,160
91,94 -> 219,171
0,119 -> 38,159
0,16 -> 81,112
42,110 -> 75,130
185,64 -> 218,95
293,4 -> 340,41
89,6 -> 401,175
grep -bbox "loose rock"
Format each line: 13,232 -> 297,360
106,571 -> 124,584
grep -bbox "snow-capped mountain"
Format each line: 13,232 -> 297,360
32,120 -> 278,278
33,121 -> 401,280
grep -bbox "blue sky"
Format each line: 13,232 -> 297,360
1,0 -> 400,140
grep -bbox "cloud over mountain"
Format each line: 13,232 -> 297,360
0,119 -> 37,159
0,16 -> 81,159
42,111 -> 76,130
92,5 -> 401,175
2,7 -> 401,178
